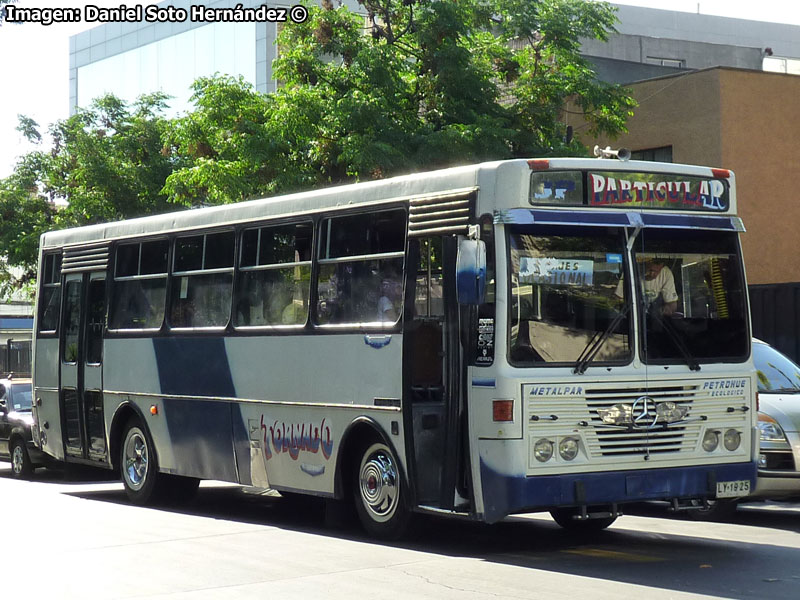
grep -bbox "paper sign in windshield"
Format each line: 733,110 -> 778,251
520,257 -> 593,286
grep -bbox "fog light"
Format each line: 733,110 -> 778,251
558,437 -> 579,461
534,439 -> 554,462
724,429 -> 741,451
758,453 -> 767,468
702,430 -> 719,452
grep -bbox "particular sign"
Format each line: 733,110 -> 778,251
530,170 -> 730,212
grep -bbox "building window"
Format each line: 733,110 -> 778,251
631,146 -> 673,163
763,56 -> 800,75
644,57 -> 685,69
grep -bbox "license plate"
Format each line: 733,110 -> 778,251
716,479 -> 751,498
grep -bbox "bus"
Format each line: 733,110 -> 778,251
31,155 -> 757,538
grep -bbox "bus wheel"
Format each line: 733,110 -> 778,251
120,418 -> 162,505
10,438 -> 33,479
550,508 -> 617,531
353,441 -> 411,539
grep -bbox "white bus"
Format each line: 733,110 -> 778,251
31,156 -> 756,537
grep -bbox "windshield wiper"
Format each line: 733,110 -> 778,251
648,311 -> 701,371
574,302 -> 632,374
761,387 -> 800,394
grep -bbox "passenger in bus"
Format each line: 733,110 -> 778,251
377,272 -> 402,322
615,258 -> 679,316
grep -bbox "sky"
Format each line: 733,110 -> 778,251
1,0 -> 800,179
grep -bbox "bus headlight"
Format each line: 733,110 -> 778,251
702,430 -> 719,452
558,437 -> 579,461
723,429 -> 741,451
534,439 -> 554,462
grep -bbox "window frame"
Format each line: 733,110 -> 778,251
108,238 -> 170,333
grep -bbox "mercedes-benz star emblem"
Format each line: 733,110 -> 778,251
631,396 -> 658,430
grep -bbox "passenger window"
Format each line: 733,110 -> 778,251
109,240 -> 168,330
170,231 -> 234,328
39,253 -> 62,333
316,209 -> 406,325
235,222 -> 312,327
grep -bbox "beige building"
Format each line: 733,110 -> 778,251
586,67 -> 800,286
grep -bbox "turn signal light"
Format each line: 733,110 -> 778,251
492,399 -> 514,422
150,405 -> 159,416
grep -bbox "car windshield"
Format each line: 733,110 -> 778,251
753,343 -> 800,392
9,383 -> 32,410
631,228 -> 749,364
507,225 -> 631,365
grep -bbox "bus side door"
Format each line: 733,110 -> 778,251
405,236 -> 468,511
60,271 -> 108,465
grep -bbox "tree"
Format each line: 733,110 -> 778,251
0,93 -> 178,274
165,0 -> 635,204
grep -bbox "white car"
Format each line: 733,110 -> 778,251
696,339 -> 800,519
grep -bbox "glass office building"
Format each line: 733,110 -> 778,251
70,0 -> 361,115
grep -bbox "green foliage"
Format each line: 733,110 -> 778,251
0,0 -> 635,284
0,93 -> 177,273
167,0 -> 635,200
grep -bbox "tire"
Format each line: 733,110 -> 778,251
688,499 -> 738,522
120,417 -> 163,505
10,438 -> 33,479
550,508 -> 617,531
353,441 -> 412,539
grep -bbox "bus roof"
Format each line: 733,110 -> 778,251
40,157 -> 736,249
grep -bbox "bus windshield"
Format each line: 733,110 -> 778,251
632,229 -> 748,364
508,225 -> 631,365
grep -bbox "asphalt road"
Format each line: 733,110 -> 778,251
2,462 -> 800,600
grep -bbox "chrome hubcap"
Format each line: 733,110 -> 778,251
359,446 -> 398,523
11,445 -> 24,474
124,430 -> 148,490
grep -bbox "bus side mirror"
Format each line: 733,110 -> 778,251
456,239 -> 486,305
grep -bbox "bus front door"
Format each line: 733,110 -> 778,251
405,237 -> 468,511
59,272 -> 108,465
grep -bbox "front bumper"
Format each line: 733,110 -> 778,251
480,460 -> 757,523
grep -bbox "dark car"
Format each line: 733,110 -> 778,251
0,377 -> 44,478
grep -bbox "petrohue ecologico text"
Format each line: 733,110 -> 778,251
2,3 -> 310,26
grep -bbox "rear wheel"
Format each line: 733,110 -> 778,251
550,508 -> 617,531
353,441 -> 412,539
120,418 -> 163,505
10,438 -> 33,479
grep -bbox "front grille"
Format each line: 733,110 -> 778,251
585,385 -> 698,457
762,451 -> 795,471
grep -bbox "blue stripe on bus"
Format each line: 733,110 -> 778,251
153,337 -> 243,483
478,459 -> 757,523
152,337 -> 236,398
639,213 -> 737,230
471,378 -> 496,388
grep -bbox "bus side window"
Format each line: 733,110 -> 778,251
235,222 -> 312,327
316,209 -> 406,326
169,231 -> 234,329
109,240 -> 168,330
39,252 -> 62,333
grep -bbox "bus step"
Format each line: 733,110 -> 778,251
574,504 -> 623,520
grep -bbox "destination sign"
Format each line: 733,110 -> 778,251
530,170 -> 730,212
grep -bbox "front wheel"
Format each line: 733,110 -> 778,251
10,438 -> 33,479
353,441 -> 412,539
120,418 -> 162,505
550,508 -> 617,531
